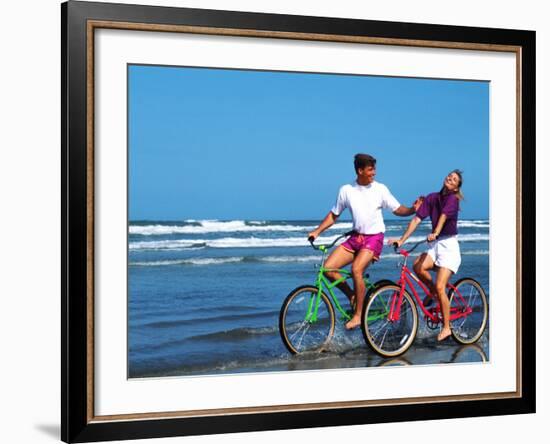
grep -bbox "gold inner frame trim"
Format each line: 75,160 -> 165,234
86,19 -> 523,423
91,391 -> 517,423
89,19 -> 521,52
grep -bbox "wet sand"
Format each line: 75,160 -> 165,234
156,325 -> 489,377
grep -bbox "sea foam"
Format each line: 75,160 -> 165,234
129,220 -> 356,235
129,233 -> 489,251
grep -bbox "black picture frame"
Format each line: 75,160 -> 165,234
62,1 -> 536,442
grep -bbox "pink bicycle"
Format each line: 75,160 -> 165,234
361,240 -> 488,357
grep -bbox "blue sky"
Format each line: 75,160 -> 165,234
129,65 -> 489,221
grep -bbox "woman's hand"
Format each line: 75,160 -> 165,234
427,232 -> 438,242
388,238 -> 403,248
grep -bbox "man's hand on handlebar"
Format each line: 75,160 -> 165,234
427,232 -> 439,242
307,230 -> 355,250
307,230 -> 319,243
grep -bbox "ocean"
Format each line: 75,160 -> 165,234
128,219 -> 490,378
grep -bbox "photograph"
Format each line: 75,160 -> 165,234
127,64 -> 490,378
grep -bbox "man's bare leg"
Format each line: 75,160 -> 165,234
435,267 -> 453,341
323,246 -> 355,305
345,249 -> 374,330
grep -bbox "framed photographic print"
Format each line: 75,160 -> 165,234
62,0 -> 536,442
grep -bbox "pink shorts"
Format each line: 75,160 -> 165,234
341,232 -> 384,260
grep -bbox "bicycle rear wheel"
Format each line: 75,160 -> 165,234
362,284 -> 418,357
448,278 -> 488,344
279,286 -> 336,354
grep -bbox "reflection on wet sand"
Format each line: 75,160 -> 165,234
376,343 -> 487,367
280,332 -> 489,372
199,328 -> 490,376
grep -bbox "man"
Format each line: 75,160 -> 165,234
308,154 -> 423,330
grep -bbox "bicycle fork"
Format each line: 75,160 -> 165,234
388,284 -> 406,322
304,290 -> 320,323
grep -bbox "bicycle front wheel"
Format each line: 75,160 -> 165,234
449,278 -> 488,344
362,284 -> 418,357
279,286 -> 336,354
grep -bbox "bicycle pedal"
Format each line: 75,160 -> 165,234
426,318 -> 439,330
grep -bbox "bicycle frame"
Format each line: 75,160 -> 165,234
389,250 -> 473,323
305,243 -> 375,323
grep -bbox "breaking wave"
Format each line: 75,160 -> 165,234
130,233 -> 489,251
130,220 -> 355,236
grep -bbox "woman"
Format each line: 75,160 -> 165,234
390,169 -> 463,341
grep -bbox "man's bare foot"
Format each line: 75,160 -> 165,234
345,315 -> 361,330
437,328 -> 452,341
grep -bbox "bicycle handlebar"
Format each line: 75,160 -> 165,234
392,237 -> 435,255
308,230 -> 355,251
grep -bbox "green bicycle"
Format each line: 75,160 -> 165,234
279,231 -> 393,354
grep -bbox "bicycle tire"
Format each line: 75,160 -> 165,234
448,278 -> 488,345
367,279 -> 395,298
361,284 -> 418,357
279,285 -> 336,354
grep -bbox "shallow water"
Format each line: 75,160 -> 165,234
128,219 -> 490,378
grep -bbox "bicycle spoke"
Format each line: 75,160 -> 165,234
371,319 -> 391,339
281,287 -> 335,353
456,316 -> 467,330
466,285 -> 474,308
364,286 -> 417,357
295,323 -> 311,351
289,321 -> 309,342
450,279 -> 487,344
401,303 -> 412,317
379,328 -> 389,350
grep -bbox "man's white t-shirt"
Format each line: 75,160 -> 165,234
331,181 -> 401,234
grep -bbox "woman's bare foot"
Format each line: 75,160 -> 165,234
345,315 -> 361,330
437,328 -> 452,341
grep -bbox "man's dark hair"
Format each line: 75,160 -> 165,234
354,153 -> 376,173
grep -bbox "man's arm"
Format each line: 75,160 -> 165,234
393,196 -> 424,217
393,205 -> 415,217
307,211 -> 338,241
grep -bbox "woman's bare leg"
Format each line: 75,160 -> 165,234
435,267 -> 454,341
413,253 -> 437,301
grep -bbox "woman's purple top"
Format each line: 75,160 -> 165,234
416,191 -> 460,236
